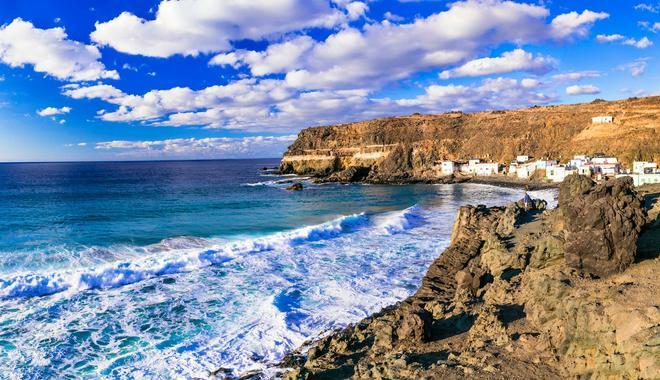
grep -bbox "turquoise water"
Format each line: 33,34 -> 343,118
0,160 -> 556,378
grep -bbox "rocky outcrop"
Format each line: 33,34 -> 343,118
286,183 -> 304,191
280,96 -> 660,182
559,175 -> 648,277
280,178 -> 659,379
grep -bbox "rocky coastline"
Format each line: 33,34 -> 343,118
277,175 -> 659,379
278,97 -> 659,189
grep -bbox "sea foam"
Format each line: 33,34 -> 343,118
0,212 -> 372,300
376,205 -> 423,235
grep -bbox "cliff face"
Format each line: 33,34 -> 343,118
279,96 -> 660,181
281,176 -> 660,379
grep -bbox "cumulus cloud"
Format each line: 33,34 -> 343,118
37,106 -> 71,116
597,34 -> 653,48
222,1 -> 606,90
566,84 -> 600,95
0,18 -> 118,81
95,135 -> 297,159
438,49 -> 556,79
396,77 -> 555,111
549,10 -> 609,39
623,36 -> 653,48
210,36 -> 316,76
91,0 -> 348,57
56,1 -> 607,134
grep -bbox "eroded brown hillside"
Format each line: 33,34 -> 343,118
280,96 -> 660,180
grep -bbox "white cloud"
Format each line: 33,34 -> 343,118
638,21 -> 660,33
438,49 -> 556,79
549,10 -> 609,39
256,1 -> 605,90
566,84 -> 600,95
344,1 -> 369,20
596,34 -> 624,42
91,0 -> 348,57
63,84 -> 126,101
623,36 -> 653,48
552,71 -> 601,81
634,3 -> 659,13
617,58 -> 649,76
0,18 -> 118,81
62,79 -> 296,126
383,12 -> 404,22
211,36 -> 316,76
77,142 -> 87,146
396,77 -> 556,111
95,135 -> 297,159
597,34 -> 653,48
37,106 -> 71,116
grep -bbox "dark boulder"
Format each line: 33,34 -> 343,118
330,166 -> 371,182
559,175 -> 647,277
286,183 -> 303,191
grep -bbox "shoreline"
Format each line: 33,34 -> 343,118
302,172 -> 559,191
276,175 -> 659,379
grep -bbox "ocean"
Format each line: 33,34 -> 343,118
0,160 -> 557,378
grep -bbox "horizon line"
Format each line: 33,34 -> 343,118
0,157 -> 283,165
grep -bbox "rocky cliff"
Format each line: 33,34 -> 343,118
280,176 -> 660,379
279,96 -> 660,183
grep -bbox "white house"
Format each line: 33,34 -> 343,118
592,156 -> 618,165
616,173 -> 660,187
591,156 -> 620,176
569,155 -> 590,168
592,116 -> 613,124
535,160 -> 557,170
441,160 -> 457,175
546,165 -> 576,183
633,161 -> 658,174
577,165 -> 593,176
516,155 -> 531,163
515,162 -> 537,179
475,163 -> 499,176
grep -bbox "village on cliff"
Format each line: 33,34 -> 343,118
440,115 -> 660,187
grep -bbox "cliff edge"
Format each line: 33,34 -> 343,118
280,175 -> 660,379
279,96 -> 660,183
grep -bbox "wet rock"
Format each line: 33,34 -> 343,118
328,166 -> 371,182
286,183 -> 303,191
559,175 -> 647,277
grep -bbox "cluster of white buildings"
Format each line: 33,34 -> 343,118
441,159 -> 499,176
436,115 -> 659,186
438,154 -> 659,187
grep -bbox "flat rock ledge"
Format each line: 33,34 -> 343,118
275,175 -> 659,380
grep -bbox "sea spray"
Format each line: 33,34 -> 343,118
0,212 -> 371,300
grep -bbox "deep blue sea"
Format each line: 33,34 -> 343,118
0,159 -> 557,378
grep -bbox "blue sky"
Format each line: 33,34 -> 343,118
0,0 -> 657,162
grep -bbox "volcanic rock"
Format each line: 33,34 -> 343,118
559,175 -> 647,277
286,183 -> 303,191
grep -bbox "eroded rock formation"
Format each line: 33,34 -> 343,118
559,175 -> 648,277
279,176 -> 659,379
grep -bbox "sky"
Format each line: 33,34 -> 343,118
0,0 -> 658,162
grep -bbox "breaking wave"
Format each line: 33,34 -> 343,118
0,212 -> 371,300
376,205 -> 424,235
